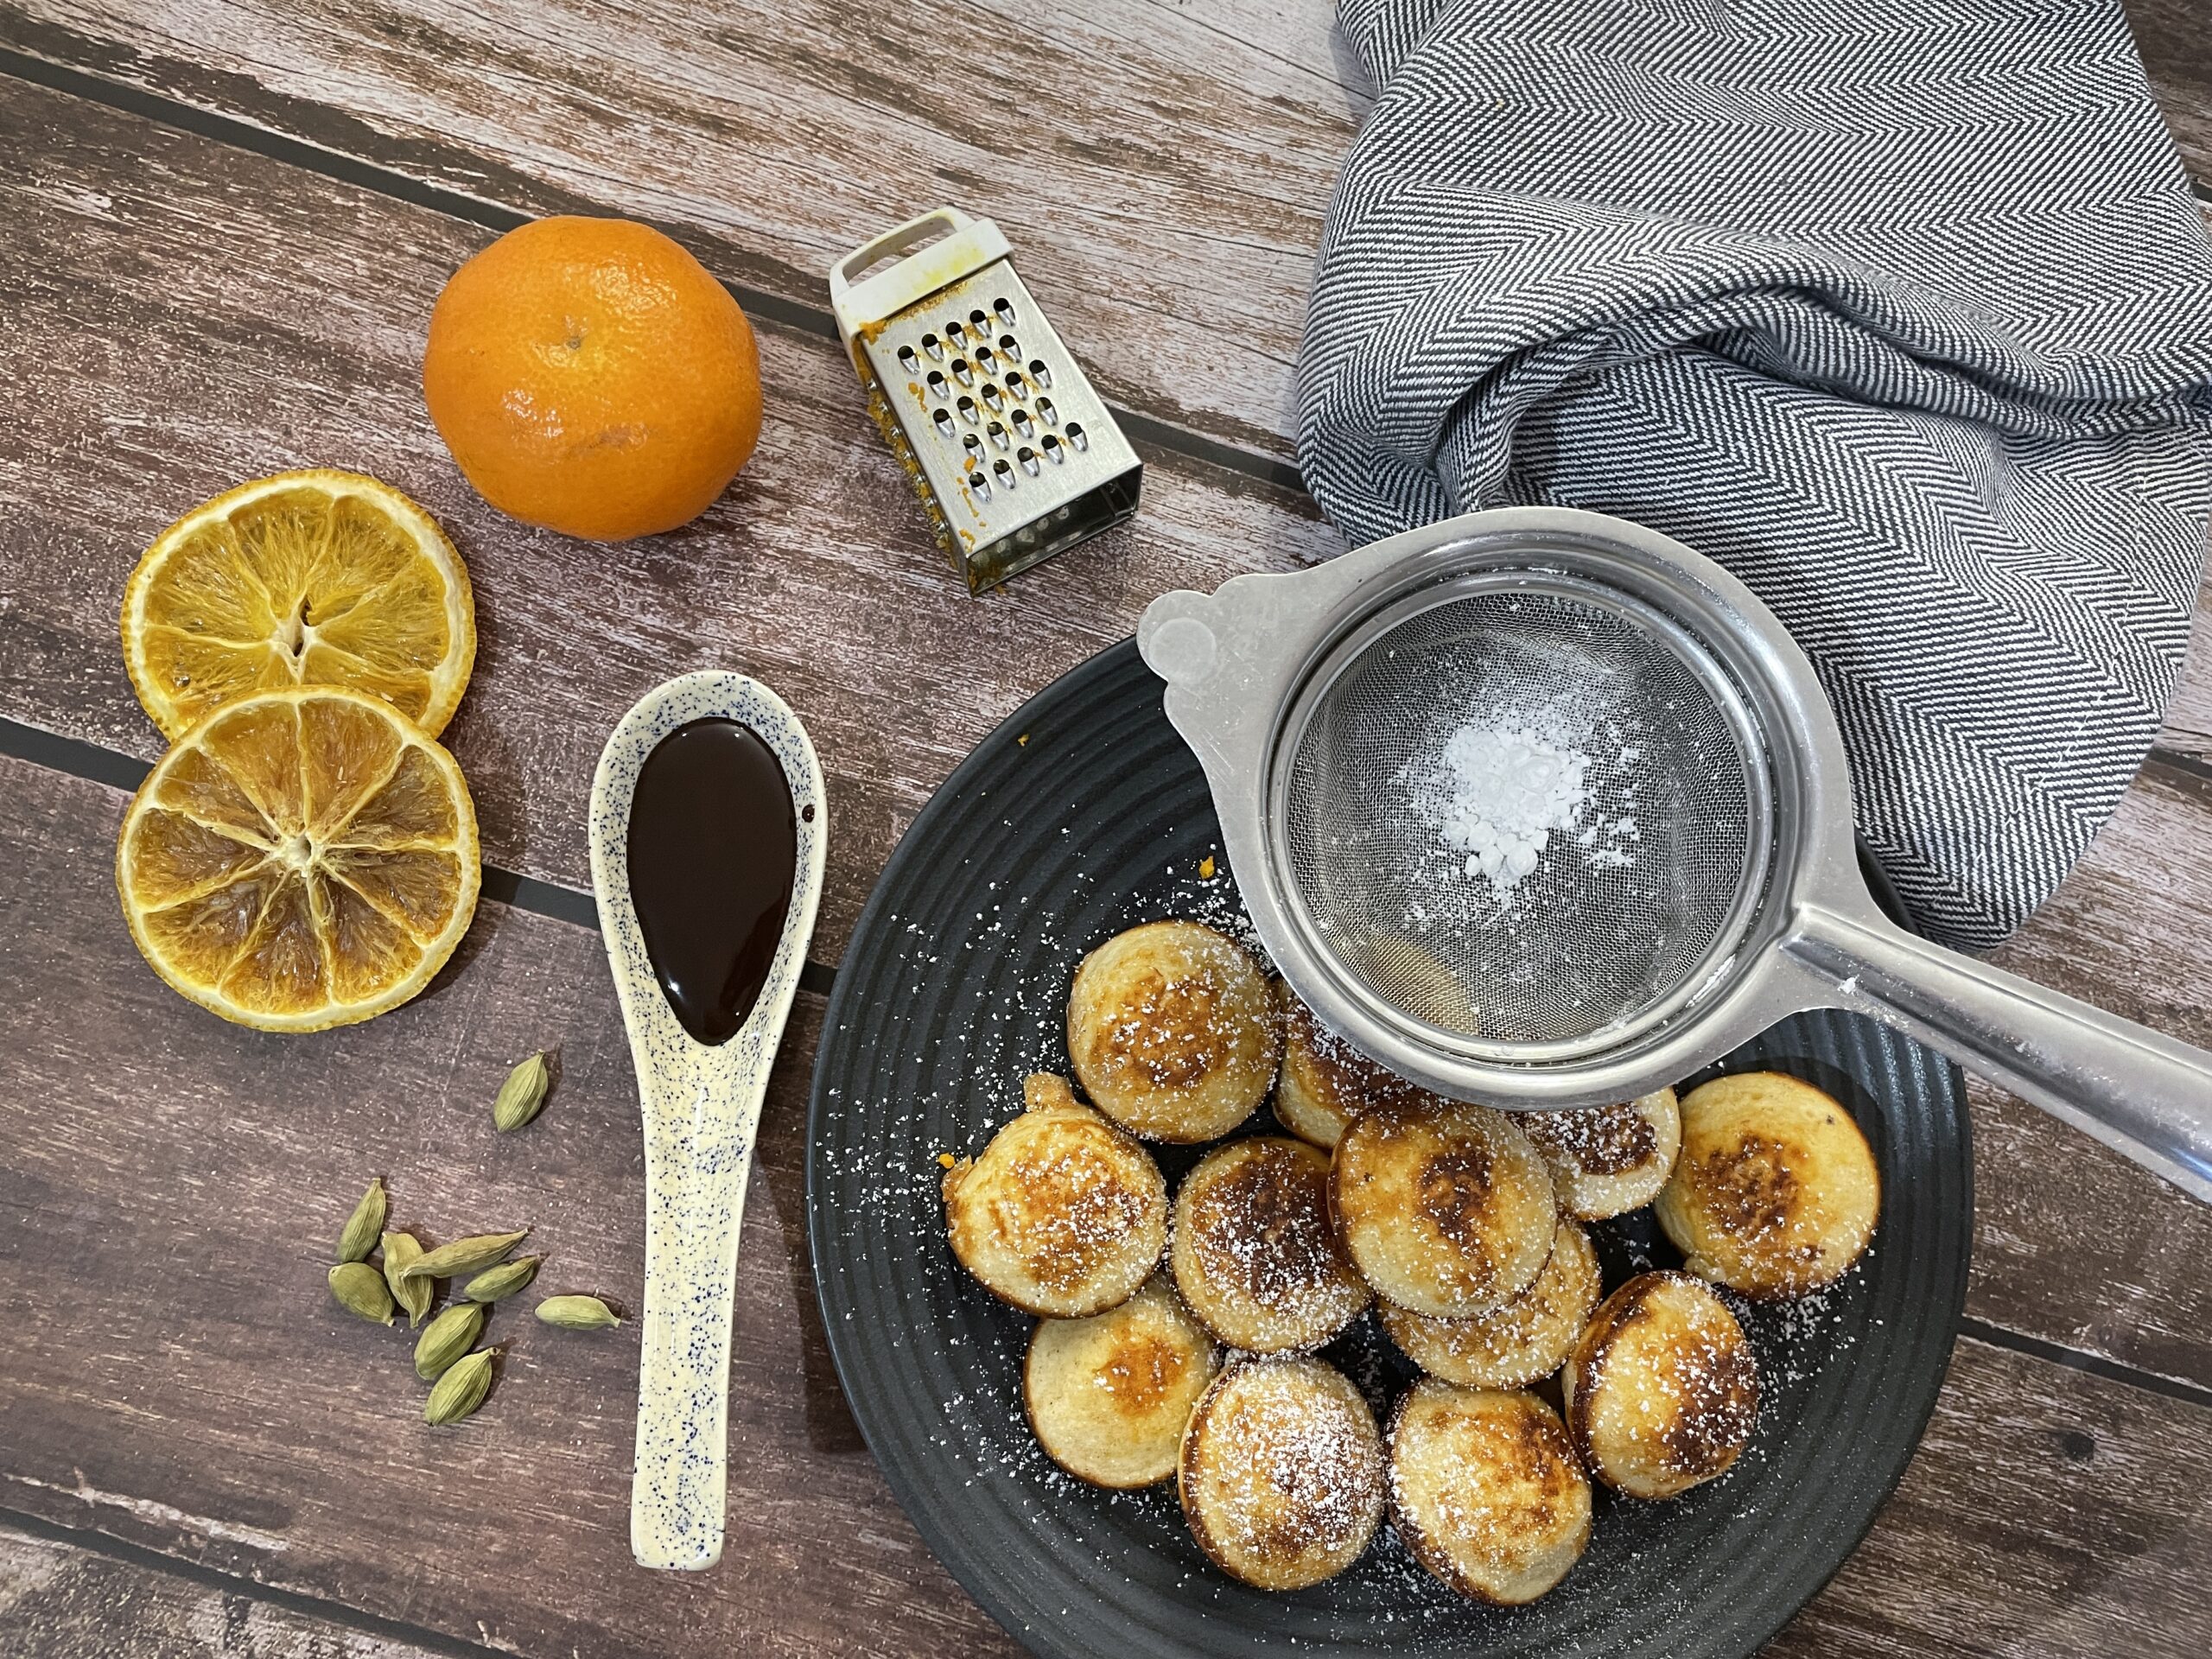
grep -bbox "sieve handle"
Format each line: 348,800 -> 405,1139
1788,905 -> 2212,1205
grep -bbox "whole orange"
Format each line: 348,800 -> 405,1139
423,216 -> 762,541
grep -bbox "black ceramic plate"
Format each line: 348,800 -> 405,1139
808,639 -> 1970,1659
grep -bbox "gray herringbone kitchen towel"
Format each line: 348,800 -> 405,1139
1299,0 -> 2212,950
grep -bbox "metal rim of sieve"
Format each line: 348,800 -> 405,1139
1138,505 -> 1857,1111
1262,565 -> 1779,1066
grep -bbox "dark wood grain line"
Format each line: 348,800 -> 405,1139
1958,1316 -> 2212,1413
2147,748 -> 2212,791
0,38 -> 524,235
0,711 -> 823,981
0,710 -> 150,795
0,1507 -> 494,1659
0,34 -> 850,351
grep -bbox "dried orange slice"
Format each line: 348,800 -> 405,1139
123,470 -> 474,742
117,687 -> 480,1031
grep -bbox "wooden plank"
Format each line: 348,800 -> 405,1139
3,0 -> 2208,474
1770,1334 -> 2212,1659
0,73 -> 1336,961
2161,575 -> 2212,758
3,749 -> 2209,1657
0,1520 -> 449,1659
2126,0 -> 2212,178
1972,759 -> 2212,1388
0,0 -> 1346,465
5,73 -> 2212,1386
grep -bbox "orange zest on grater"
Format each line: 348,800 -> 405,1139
830,208 -> 1142,593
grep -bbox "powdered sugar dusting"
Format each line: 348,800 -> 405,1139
1187,1361 -> 1383,1573
1406,719 -> 1643,906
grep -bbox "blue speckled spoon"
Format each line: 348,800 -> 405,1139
588,671 -> 827,1570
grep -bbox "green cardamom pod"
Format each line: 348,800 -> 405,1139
335,1177 -> 387,1264
414,1301 -> 486,1380
463,1255 -> 540,1304
493,1051 -> 552,1133
381,1230 -> 434,1327
536,1294 -> 622,1330
399,1229 -> 530,1281
424,1347 -> 496,1426
328,1261 -> 395,1325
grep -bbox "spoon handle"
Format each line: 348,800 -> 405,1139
629,1053 -> 768,1569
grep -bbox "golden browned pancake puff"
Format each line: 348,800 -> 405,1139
1562,1271 -> 1759,1500
1067,920 -> 1281,1142
1272,977 -> 1431,1150
1170,1138 -> 1370,1352
1178,1357 -> 1385,1591
1024,1275 -> 1221,1489
1331,1097 -> 1558,1319
1656,1071 -> 1880,1298
942,1074 -> 1168,1318
1378,1218 -> 1601,1390
1388,1382 -> 1592,1605
1522,1088 -> 1681,1221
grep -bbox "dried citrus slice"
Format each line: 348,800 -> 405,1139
123,470 -> 474,742
117,687 -> 480,1032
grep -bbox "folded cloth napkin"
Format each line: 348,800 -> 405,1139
1299,0 -> 2212,950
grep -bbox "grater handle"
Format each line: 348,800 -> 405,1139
829,207 -> 974,303
828,207 -> 1011,356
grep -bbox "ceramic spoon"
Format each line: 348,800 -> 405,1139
588,671 -> 826,1570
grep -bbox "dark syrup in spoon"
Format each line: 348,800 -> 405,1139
626,717 -> 798,1046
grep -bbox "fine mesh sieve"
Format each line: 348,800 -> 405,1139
1277,576 -> 1766,1055
1140,507 -> 2212,1205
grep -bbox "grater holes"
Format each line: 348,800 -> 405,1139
969,308 -> 988,330
981,382 -> 1005,410
962,432 -> 983,457
992,456 -> 1015,487
998,333 -> 1018,354
1028,359 -> 1052,388
951,357 -> 974,385
995,297 -> 1016,327
922,332 -> 944,359
1004,371 -> 1029,399
897,344 -> 919,373
1018,446 -> 1040,475
932,407 -> 957,438
925,369 -> 949,398
945,320 -> 967,346
975,345 -> 998,372
957,394 -> 978,423
1036,395 -> 1057,424
987,419 -> 1010,449
967,467 -> 990,499
1011,409 -> 1034,438
1040,432 -> 1065,463
1065,421 -> 1088,450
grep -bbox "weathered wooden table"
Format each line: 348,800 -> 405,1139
2,4 -> 2209,1655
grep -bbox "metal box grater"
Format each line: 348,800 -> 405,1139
830,208 -> 1141,592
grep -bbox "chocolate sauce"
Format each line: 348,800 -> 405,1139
626,718 -> 798,1046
